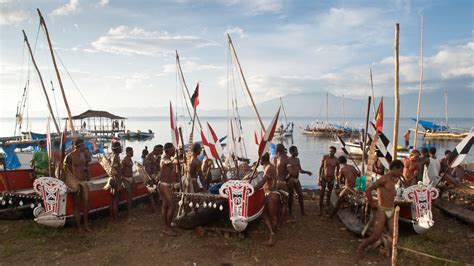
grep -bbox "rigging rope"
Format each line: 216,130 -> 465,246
53,48 -> 91,109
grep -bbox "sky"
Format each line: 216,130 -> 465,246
0,0 -> 473,118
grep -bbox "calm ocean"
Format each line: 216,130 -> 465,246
1,116 -> 472,188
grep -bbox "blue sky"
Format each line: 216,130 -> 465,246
0,0 -> 472,117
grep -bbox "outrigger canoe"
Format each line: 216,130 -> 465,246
331,182 -> 439,235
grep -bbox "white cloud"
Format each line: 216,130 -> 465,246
0,9 -> 28,25
225,27 -> 246,38
163,59 -> 222,74
98,0 -> 109,7
90,25 -> 219,56
429,42 -> 474,79
51,0 -> 80,17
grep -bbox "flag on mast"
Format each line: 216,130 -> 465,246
258,108 -> 281,156
200,129 -> 219,160
190,83 -> 200,109
449,132 -> 474,167
374,97 -> 384,132
169,102 -> 179,149
207,122 -> 223,156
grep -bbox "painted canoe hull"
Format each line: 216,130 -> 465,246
219,179 -> 265,232
32,175 -> 148,228
0,162 -> 106,192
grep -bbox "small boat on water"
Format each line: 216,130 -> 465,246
118,130 -> 155,140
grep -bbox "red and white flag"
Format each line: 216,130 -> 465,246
254,131 -> 259,147
258,108 -> 281,157
169,101 -> 179,149
200,129 -> 219,160
207,122 -> 223,157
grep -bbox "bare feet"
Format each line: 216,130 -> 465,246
84,226 -> 92,233
162,228 -> 177,236
266,233 -> 275,247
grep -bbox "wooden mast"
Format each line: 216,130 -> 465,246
392,23 -> 400,159
37,9 -> 75,137
22,30 -> 61,134
414,16 -> 424,149
362,96 -> 372,174
369,68 -> 376,114
445,90 -> 449,128
176,51 -> 226,174
227,34 -> 265,131
280,97 -> 288,125
176,50 -> 199,127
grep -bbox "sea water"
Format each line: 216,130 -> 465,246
1,116 -> 473,189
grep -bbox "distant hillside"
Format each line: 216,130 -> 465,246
109,89 -> 473,118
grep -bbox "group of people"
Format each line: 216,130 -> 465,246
403,147 -> 462,187
29,136 -> 466,260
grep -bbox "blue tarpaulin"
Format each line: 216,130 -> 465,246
411,118 -> 447,132
1,144 -> 21,169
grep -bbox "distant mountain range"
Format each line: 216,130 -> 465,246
109,88 -> 473,119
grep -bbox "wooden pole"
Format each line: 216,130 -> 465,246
227,34 -> 265,131
361,96 -> 372,175
391,206 -> 401,266
444,90 -> 448,128
369,68 -> 376,115
414,16 -> 424,149
22,30 -> 61,134
37,9 -> 76,137
176,51 -> 198,126
392,23 -> 400,159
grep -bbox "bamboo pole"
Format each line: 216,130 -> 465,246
392,23 -> 400,159
37,9 -> 75,137
362,96 -> 372,174
22,30 -> 61,134
414,16 -> 424,149
369,68 -> 376,115
176,51 -> 197,125
391,206 -> 401,266
227,34 -> 265,131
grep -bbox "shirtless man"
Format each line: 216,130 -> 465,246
108,142 -> 123,223
287,146 -> 312,216
403,149 -> 420,187
329,156 -> 360,218
439,150 -> 451,175
188,144 -> 205,192
274,144 -> 290,191
357,160 -> 404,259
144,145 -> 163,178
63,138 -> 91,232
159,143 -> 179,236
318,146 -> 339,216
121,147 -> 134,216
254,152 -> 279,246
